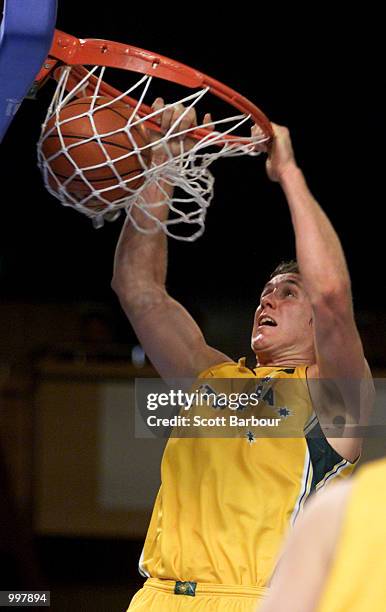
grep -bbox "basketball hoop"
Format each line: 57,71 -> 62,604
36,30 -> 273,240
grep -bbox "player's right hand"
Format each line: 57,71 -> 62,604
148,98 -> 212,163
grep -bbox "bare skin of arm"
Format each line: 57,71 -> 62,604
112,99 -> 230,379
259,124 -> 375,461
259,481 -> 352,612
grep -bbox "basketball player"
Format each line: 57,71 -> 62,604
112,100 -> 374,610
259,456 -> 384,612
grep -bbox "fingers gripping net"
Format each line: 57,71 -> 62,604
37,65 -> 269,241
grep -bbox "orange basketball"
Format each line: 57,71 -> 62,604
41,96 -> 151,211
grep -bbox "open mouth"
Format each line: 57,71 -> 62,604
258,316 -> 277,327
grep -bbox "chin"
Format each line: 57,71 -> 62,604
251,339 -> 271,355
252,332 -> 272,350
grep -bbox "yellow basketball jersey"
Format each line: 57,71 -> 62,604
139,359 -> 356,588
318,458 -> 386,612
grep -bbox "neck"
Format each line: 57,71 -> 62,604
255,347 -> 315,368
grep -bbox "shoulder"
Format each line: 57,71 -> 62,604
307,359 -> 373,382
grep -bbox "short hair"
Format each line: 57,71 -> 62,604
269,260 -> 299,279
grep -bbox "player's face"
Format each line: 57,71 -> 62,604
251,273 -> 314,358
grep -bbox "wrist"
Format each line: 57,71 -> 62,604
277,162 -> 302,185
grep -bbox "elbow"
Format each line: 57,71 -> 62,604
111,271 -> 144,304
111,274 -> 130,306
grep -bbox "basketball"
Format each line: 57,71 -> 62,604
41,96 -> 151,211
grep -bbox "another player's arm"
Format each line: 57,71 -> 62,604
258,481 -> 352,612
261,123 -> 374,461
112,100 -> 230,379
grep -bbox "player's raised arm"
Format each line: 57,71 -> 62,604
261,123 -> 374,461
112,100 -> 230,379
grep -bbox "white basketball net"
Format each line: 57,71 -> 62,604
37,65 -> 269,241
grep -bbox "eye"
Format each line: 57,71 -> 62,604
286,289 -> 295,297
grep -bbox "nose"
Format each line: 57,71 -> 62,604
261,290 -> 277,310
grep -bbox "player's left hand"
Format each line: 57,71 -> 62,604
264,123 -> 298,182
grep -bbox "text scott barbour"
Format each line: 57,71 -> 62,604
145,389 -> 281,428
147,414 -> 281,428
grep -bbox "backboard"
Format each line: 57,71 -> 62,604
0,0 -> 57,142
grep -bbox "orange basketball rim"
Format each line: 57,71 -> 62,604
36,29 -> 273,240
